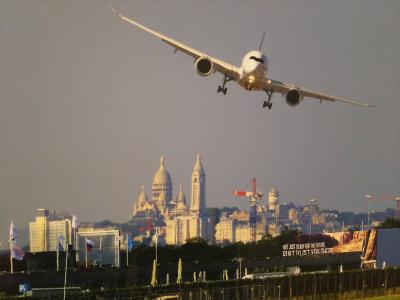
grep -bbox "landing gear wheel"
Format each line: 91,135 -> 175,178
263,101 -> 272,109
217,86 -> 227,95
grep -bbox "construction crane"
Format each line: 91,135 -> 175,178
233,178 -> 263,242
365,195 -> 400,227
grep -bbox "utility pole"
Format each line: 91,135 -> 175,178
365,195 -> 372,229
365,194 -> 400,227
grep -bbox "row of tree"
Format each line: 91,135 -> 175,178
130,228 -> 331,267
131,218 -> 400,268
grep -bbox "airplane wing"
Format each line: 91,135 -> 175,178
262,78 -> 374,107
111,5 -> 241,80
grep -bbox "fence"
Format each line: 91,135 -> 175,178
4,268 -> 400,299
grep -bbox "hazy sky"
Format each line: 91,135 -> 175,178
0,0 -> 399,248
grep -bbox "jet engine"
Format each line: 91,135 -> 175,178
195,57 -> 214,76
286,89 -> 304,107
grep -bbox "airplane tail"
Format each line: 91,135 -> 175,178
258,32 -> 266,51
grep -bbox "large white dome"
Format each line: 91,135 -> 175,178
153,156 -> 172,186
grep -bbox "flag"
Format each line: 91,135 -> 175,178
127,237 -> 134,251
85,238 -> 95,251
72,215 -> 80,229
11,242 -> 25,261
57,236 -> 65,252
10,221 -> 18,241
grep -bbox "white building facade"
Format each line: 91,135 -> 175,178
29,209 -> 71,252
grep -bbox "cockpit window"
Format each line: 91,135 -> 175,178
249,56 -> 264,64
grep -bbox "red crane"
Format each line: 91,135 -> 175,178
365,194 -> 400,219
233,178 -> 263,242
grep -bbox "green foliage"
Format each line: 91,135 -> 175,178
379,218 -> 400,229
130,229 -> 307,268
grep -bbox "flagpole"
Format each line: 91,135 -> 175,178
126,234 -> 129,267
116,233 -> 120,268
57,244 -> 59,272
99,236 -> 102,268
155,233 -> 158,263
63,242 -> 68,300
73,228 -> 76,252
9,221 -> 14,274
57,235 -> 60,272
9,241 -> 13,274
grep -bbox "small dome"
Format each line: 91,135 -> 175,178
177,184 -> 186,204
153,156 -> 172,186
177,201 -> 188,211
172,184 -> 188,213
138,185 -> 148,204
269,187 -> 279,196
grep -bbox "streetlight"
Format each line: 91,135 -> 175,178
365,195 -> 372,229
308,199 -> 317,235
396,197 -> 400,218
277,285 -> 281,300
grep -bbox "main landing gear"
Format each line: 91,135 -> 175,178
217,75 -> 234,95
263,90 -> 273,109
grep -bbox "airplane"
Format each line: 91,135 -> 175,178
111,4 -> 374,110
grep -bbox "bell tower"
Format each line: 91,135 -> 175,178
191,154 -> 205,215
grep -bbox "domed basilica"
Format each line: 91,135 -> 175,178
132,155 -> 205,220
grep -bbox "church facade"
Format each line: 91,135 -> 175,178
132,154 -> 210,245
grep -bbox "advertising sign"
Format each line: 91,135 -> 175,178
282,230 -> 368,257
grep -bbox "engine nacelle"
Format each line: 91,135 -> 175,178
286,89 -> 304,107
194,57 -> 214,76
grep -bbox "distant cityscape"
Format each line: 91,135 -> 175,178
23,154 -> 397,259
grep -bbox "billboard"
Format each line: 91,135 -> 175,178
282,230 -> 368,257
280,228 -> 400,267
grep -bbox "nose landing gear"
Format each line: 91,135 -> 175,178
217,75 -> 234,95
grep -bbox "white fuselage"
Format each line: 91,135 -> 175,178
238,50 -> 268,91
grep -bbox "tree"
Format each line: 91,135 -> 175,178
379,218 -> 400,229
